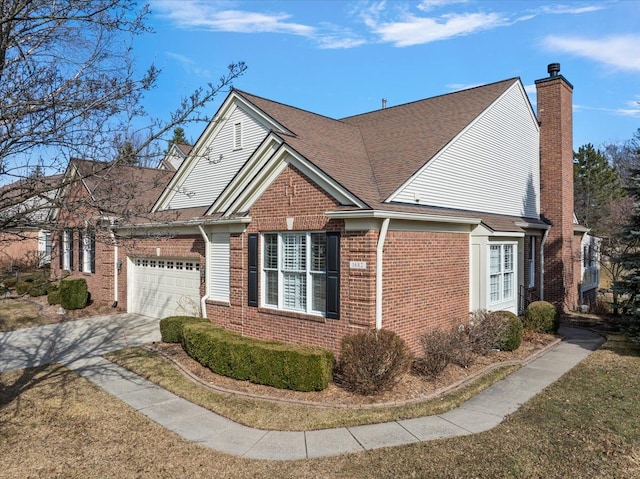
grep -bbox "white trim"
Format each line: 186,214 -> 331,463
376,218 -> 390,330
326,209 -> 481,225
197,225 -> 210,318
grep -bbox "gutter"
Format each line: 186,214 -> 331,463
115,216 -> 251,232
326,209 -> 481,225
376,218 -> 390,330
109,229 -> 119,308
197,225 -> 210,319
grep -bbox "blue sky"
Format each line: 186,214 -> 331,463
137,0 -> 640,150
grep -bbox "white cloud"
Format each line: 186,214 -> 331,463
543,35 -> 640,72
574,103 -> 640,118
540,4 -> 605,15
417,0 -> 470,12
152,1 -> 314,35
371,12 -> 507,46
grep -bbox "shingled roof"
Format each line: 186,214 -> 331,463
234,78 -> 518,209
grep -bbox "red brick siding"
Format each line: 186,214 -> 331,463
382,230 -> 469,354
537,75 -> 578,311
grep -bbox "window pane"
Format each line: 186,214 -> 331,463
504,245 -> 513,272
265,270 -> 278,306
264,234 -> 278,269
311,233 -> 326,272
490,274 -> 500,302
312,274 -> 326,312
503,272 -> 513,299
490,245 -> 501,274
283,234 -> 305,271
283,272 -> 306,310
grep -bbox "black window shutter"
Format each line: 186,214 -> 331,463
248,234 -> 258,307
58,232 -> 63,269
90,231 -> 96,273
78,231 -> 83,271
69,231 -> 74,271
326,232 -> 340,319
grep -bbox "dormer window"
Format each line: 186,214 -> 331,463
233,122 -> 242,150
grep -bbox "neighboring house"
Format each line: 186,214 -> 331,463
158,143 -> 192,171
55,63 -> 592,355
579,232 -> 601,305
0,174 -> 61,270
51,160 -> 175,306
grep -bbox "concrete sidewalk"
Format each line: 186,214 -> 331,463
62,325 -> 602,460
0,317 -> 604,459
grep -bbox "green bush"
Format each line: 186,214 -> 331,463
48,289 -> 61,305
336,329 -> 412,395
59,279 -> 89,310
16,282 -> 31,295
160,316 -> 207,343
490,311 -> 523,351
182,322 -> 334,392
524,301 -> 560,334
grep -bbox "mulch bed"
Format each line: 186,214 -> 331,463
147,331 -> 558,408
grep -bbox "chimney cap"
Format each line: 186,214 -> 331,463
548,63 -> 561,77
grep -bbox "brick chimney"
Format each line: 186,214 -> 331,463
536,63 -> 578,311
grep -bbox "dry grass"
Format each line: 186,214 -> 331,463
107,346 -> 519,431
1,336 -> 639,478
0,296 -> 121,332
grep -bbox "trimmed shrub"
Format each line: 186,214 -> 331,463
449,328 -> 475,368
16,282 -> 31,295
490,311 -> 523,351
59,279 -> 89,310
524,301 -> 560,334
182,322 -> 335,392
48,289 -> 61,305
160,316 -> 207,343
417,328 -> 455,378
335,329 -> 412,395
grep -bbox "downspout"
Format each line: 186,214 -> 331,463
376,218 -> 390,330
110,230 -> 118,308
539,227 -> 550,301
197,225 -> 210,319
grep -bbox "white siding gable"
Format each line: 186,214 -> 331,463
390,83 -> 540,219
165,104 -> 270,209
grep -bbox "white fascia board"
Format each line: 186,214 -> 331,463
206,133 -> 283,215
326,209 -> 481,225
385,80 -> 533,203
224,144 -> 364,216
115,216 -> 251,236
515,221 -> 550,230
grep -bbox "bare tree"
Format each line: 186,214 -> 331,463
0,0 -> 246,234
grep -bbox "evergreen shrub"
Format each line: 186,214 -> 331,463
489,310 -> 523,351
336,329 -> 412,395
182,322 -> 334,392
159,316 -> 207,343
59,279 -> 89,310
524,301 -> 560,334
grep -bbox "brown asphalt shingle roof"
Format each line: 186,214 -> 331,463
234,78 -> 518,210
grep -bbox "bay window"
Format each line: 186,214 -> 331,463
489,243 -> 515,304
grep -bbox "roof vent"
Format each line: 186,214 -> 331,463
547,63 -> 561,77
381,98 -> 387,109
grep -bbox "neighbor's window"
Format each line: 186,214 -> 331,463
262,232 -> 327,314
490,244 -> 515,304
62,230 -> 72,271
79,229 -> 95,274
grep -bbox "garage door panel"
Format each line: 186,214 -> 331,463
130,257 -> 201,318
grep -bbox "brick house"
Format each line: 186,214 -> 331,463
53,63 -> 590,355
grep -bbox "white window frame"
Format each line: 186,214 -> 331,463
38,230 -> 51,266
82,231 -> 93,273
489,243 -> 516,305
62,230 -> 71,271
528,236 -> 535,288
233,122 -> 242,150
261,232 -> 327,315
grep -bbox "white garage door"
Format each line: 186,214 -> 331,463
129,257 -> 201,318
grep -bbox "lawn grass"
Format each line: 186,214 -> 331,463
0,298 -> 46,331
106,347 -> 519,431
1,335 -> 638,478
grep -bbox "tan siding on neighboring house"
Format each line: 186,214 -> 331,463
392,83 -> 540,218
167,105 -> 269,209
